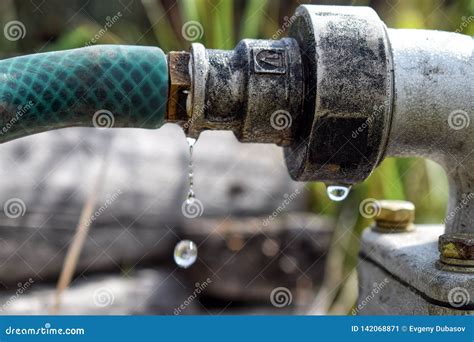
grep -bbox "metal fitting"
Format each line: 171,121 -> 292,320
166,4 -> 473,238
284,5 -> 393,185
172,38 -> 304,146
438,233 -> 474,271
167,51 -> 191,123
371,200 -> 415,233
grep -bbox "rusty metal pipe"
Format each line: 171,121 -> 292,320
167,5 -> 473,241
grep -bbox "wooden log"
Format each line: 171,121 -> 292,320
176,212 -> 334,304
0,125 -> 307,284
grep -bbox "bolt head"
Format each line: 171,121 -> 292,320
373,200 -> 415,232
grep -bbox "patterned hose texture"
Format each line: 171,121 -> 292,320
0,45 -> 168,143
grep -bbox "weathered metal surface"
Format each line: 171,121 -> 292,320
385,29 -> 474,235
284,5 -> 393,185
357,259 -> 473,315
358,224 -> 474,314
187,39 -> 303,146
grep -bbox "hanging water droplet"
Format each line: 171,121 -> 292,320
174,240 -> 198,268
326,185 -> 351,201
187,137 -> 196,147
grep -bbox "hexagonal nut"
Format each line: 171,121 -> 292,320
166,51 -> 191,123
373,200 -> 415,231
439,233 -> 474,260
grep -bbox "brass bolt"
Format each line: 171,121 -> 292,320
372,200 -> 415,233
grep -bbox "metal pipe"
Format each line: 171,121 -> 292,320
385,28 -> 473,235
170,5 -> 473,249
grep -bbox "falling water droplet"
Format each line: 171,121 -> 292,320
186,137 -> 197,201
174,240 -> 198,268
326,185 -> 351,201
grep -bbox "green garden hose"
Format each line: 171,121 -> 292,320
0,45 -> 168,143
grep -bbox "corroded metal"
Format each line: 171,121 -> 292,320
186,38 -> 304,146
284,5 -> 394,185
385,29 -> 473,236
166,51 -> 191,124
439,233 -> 474,269
175,4 -> 473,239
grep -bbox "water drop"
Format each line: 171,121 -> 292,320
174,240 -> 198,268
186,137 -> 197,201
187,137 -> 196,147
326,185 -> 351,201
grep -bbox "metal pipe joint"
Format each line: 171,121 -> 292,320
166,5 -> 474,246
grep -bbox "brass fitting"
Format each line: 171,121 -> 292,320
372,200 -> 415,233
